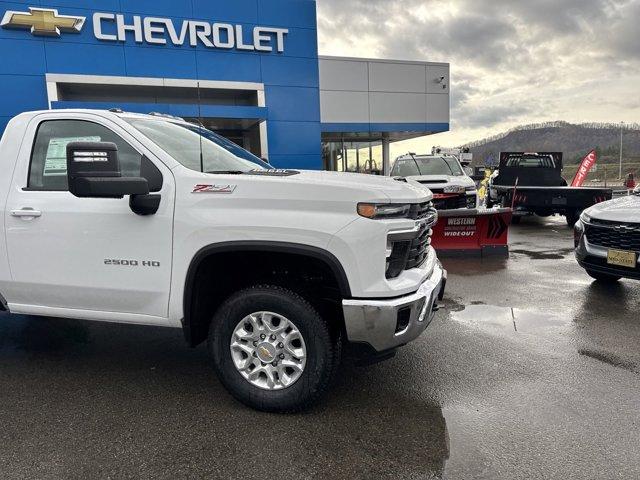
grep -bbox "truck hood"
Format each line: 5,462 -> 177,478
587,194 -> 640,223
404,174 -> 475,189
179,167 -> 433,208
265,170 -> 433,203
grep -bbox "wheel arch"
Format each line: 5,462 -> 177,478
182,241 -> 351,347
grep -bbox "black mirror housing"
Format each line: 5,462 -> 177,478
71,176 -> 149,198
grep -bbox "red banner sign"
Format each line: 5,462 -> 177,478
571,150 -> 597,187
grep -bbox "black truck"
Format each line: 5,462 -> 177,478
488,152 -> 612,227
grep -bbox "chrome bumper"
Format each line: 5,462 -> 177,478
342,262 -> 446,352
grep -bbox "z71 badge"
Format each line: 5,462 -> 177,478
192,184 -> 237,194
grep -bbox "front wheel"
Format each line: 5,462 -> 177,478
209,285 -> 340,413
586,269 -> 621,283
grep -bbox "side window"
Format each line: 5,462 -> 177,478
28,120 -> 162,191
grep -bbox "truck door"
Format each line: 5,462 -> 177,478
4,114 -> 174,322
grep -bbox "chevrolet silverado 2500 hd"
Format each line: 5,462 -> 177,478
0,110 -> 446,412
574,186 -> 640,282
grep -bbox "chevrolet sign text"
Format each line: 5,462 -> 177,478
93,13 -> 288,52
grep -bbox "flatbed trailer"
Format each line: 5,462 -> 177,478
489,152 -> 612,226
494,185 -> 612,226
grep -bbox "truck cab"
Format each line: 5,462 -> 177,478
0,109 -> 446,412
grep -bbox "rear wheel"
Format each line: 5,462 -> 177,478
209,285 -> 340,413
586,269 -> 621,283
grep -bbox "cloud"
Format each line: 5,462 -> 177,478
317,0 -> 640,145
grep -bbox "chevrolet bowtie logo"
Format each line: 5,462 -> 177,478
1,7 -> 85,37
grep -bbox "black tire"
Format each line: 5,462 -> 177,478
511,216 -> 521,225
586,269 -> 622,283
566,209 -> 582,228
208,285 -> 340,413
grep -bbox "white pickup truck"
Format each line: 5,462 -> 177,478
0,109 -> 446,412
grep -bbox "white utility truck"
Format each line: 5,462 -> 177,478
0,109 -> 445,412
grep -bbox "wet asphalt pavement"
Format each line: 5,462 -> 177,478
1,216 -> 640,479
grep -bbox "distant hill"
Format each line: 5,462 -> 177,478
465,121 -> 640,166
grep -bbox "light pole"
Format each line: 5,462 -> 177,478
619,121 -> 624,179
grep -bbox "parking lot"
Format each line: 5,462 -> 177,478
1,216 -> 639,480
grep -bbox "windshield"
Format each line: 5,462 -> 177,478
124,118 -> 271,173
392,156 -> 464,177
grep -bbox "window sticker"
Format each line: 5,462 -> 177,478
44,136 -> 100,175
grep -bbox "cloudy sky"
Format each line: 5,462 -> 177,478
316,0 -> 640,150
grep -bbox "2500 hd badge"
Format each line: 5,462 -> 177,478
104,259 -> 161,267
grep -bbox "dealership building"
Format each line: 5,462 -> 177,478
0,0 -> 449,173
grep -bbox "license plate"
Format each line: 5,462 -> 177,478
607,249 -> 637,268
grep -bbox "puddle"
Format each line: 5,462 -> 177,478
450,304 -> 567,334
510,248 -> 574,260
440,296 -> 466,312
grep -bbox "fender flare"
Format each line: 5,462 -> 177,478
183,240 -> 352,324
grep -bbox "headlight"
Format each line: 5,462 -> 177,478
357,203 -> 411,219
465,186 -> 477,192
443,185 -> 465,194
580,211 -> 592,224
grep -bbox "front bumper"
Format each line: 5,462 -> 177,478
575,230 -> 640,279
342,261 -> 446,352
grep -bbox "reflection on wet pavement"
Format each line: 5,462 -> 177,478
0,313 -> 451,479
578,348 -> 638,374
509,247 -> 574,260
451,304 -> 568,334
440,256 -> 508,276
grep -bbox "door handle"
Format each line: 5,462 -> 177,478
10,208 -> 42,218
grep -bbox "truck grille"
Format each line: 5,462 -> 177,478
432,195 -> 467,210
386,202 -> 438,279
585,221 -> 640,251
406,223 -> 432,269
409,201 -> 436,220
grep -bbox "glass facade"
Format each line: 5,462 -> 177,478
322,136 -> 384,174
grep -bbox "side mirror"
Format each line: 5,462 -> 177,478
66,142 -> 149,198
463,166 -> 474,177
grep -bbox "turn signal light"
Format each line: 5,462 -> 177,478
357,203 -> 411,219
357,203 -> 377,218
